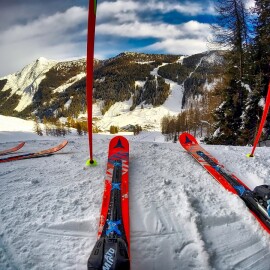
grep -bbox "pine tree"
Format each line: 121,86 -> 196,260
33,116 -> 43,136
240,0 -> 270,143
212,0 -> 249,84
76,122 -> 83,136
110,125 -> 119,134
208,0 -> 250,144
253,0 -> 270,81
43,116 -> 50,136
55,120 -> 62,136
82,121 -> 88,135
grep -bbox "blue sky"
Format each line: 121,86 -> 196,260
0,0 -> 254,76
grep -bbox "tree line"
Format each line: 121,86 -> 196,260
205,0 -> 270,145
33,116 -> 100,137
170,0 -> 270,145
161,89 -> 220,141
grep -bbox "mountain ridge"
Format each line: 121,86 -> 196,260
0,51 -> 224,131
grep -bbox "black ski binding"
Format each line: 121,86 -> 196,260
253,185 -> 270,207
87,237 -> 129,270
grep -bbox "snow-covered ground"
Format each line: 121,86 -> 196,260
1,116 -> 270,270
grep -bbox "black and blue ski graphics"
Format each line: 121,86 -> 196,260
88,136 -> 130,270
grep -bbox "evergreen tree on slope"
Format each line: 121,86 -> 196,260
208,0 -> 249,145
240,0 -> 270,143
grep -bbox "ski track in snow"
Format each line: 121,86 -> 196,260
0,133 -> 270,269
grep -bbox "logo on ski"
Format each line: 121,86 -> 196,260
112,183 -> 121,190
185,135 -> 192,144
106,220 -> 122,236
114,138 -> 125,149
102,248 -> 115,270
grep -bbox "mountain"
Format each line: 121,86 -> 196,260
0,51 -> 224,130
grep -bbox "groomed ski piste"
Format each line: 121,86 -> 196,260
1,115 -> 270,270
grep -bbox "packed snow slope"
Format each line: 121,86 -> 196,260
1,117 -> 270,270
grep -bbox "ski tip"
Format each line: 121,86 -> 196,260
109,136 -> 129,151
179,132 -> 197,146
86,159 -> 98,167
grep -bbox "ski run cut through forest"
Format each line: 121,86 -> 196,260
0,115 -> 270,270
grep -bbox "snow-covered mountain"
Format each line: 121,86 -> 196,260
0,51 -> 224,131
1,57 -> 58,112
0,116 -> 270,269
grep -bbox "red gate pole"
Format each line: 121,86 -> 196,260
248,82 -> 270,157
86,0 -> 97,166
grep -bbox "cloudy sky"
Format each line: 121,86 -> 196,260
0,0 -> 255,77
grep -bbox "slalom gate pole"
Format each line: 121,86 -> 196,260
86,0 -> 97,166
249,82 -> 270,157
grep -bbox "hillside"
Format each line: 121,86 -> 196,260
0,51 -> 224,131
0,116 -> 270,269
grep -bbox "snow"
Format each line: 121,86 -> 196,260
176,55 -> 186,64
203,52 -> 223,65
64,99 -> 72,109
212,127 -> 220,138
0,115 -> 270,270
53,73 -> 86,93
204,78 -> 220,92
259,97 -> 265,108
0,115 -> 44,142
92,63 -> 185,131
151,65 -> 184,114
241,82 -> 252,93
135,80 -> 145,88
1,58 -> 57,112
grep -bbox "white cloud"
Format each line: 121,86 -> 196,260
1,6 -> 87,43
97,22 -> 179,39
0,1 -> 217,76
96,19 -> 212,56
95,0 -> 214,57
97,20 -> 211,39
245,0 -> 255,9
98,1 -> 139,22
0,6 -> 87,76
144,38 -> 210,55
144,0 -> 216,16
97,0 -> 216,24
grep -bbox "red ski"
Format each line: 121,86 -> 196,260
0,142 -> 25,156
88,136 -> 130,270
0,140 -> 68,163
179,132 -> 270,233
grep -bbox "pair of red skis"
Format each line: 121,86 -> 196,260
0,141 -> 68,163
89,133 -> 270,270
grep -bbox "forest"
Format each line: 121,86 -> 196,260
161,0 -> 270,145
